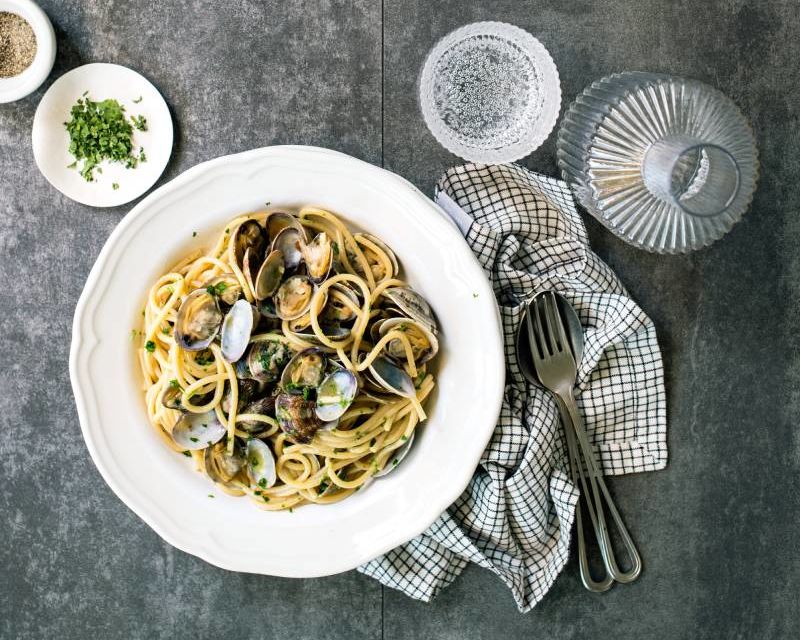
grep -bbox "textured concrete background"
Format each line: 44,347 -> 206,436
0,1 -> 797,638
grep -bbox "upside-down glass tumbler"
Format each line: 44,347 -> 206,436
557,72 -> 758,253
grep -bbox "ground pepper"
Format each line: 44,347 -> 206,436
0,12 -> 37,78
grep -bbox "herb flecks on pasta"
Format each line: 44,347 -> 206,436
138,207 -> 439,511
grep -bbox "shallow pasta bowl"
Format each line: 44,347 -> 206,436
70,145 -> 504,577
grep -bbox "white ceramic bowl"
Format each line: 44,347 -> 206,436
0,0 -> 55,103
70,146 -> 505,577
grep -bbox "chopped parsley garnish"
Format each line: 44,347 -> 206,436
319,480 -> 329,493
302,386 -> 311,401
182,451 -> 191,457
161,326 -> 170,334
144,340 -> 156,353
473,292 -> 479,298
392,458 -> 399,467
63,95 -> 147,181
208,494 -> 215,498
258,478 -> 267,488
132,96 -> 143,104
131,115 -> 148,131
288,507 -> 294,513
262,495 -> 270,503
112,182 -> 119,190
192,231 -> 197,238
169,379 -> 181,390
401,435 -> 408,441
206,282 -> 228,297
189,437 -> 199,443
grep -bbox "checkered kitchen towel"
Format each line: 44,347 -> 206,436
358,163 -> 668,612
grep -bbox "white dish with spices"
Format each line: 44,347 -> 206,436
32,62 -> 173,207
70,145 -> 505,577
0,0 -> 55,103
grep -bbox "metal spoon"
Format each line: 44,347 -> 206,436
516,292 -> 613,592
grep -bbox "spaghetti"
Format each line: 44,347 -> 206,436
138,207 -> 439,511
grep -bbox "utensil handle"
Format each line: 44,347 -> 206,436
561,390 -> 643,584
556,398 -> 613,593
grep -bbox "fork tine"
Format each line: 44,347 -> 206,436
542,292 -> 562,353
546,291 -> 571,357
533,294 -> 552,356
525,304 -> 544,364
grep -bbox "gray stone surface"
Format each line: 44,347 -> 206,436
0,0 -> 797,638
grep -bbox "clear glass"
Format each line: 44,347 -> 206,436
419,22 -> 561,163
557,72 -> 759,253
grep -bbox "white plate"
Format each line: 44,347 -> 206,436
32,63 -> 173,207
70,146 -> 505,577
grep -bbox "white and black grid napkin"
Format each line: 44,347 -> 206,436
358,163 -> 668,612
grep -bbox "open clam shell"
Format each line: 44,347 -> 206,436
271,226 -> 305,271
205,440 -> 245,488
247,340 -> 292,382
274,274 -> 316,320
254,249 -> 285,300
246,439 -> 277,489
382,286 -> 438,335
266,211 -> 307,243
303,232 -> 334,282
220,299 -> 258,363
232,219 -> 265,267
379,317 -> 439,365
171,410 -> 226,450
280,348 -> 327,390
355,232 -> 400,280
368,357 -> 417,399
315,369 -> 358,422
174,289 -> 223,351
373,432 -> 415,478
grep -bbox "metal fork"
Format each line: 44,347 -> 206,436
527,291 -> 642,584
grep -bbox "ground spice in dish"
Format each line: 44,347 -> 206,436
0,12 -> 37,78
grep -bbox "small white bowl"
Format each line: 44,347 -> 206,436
0,0 -> 56,103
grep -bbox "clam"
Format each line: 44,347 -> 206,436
302,232 -> 333,282
241,247 -> 262,299
271,226 -> 305,271
238,396 -> 277,433
355,232 -> 399,280
204,273 -> 242,305
382,286 -> 438,335
220,299 -> 258,363
232,220 -> 265,267
315,369 -> 358,422
246,439 -> 277,489
275,393 -> 321,443
266,211 -> 306,243
204,440 -> 245,487
221,378 -> 261,414
171,410 -> 226,450
322,283 -> 360,323
254,250 -> 285,300
367,357 -> 417,399
247,340 -> 292,382
379,318 -> 439,365
373,433 -> 415,478
274,275 -> 315,320
280,348 -> 327,390
174,289 -> 223,351
159,382 -> 184,411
